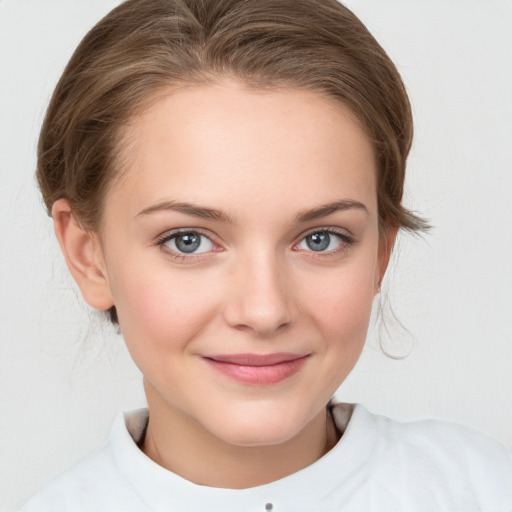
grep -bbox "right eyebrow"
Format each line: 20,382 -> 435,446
136,198 -> 368,224
136,200 -> 236,223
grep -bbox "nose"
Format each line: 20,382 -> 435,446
223,250 -> 294,337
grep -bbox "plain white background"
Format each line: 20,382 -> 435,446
1,1 -> 511,510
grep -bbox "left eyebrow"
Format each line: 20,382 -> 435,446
294,199 -> 369,223
136,199 -> 367,223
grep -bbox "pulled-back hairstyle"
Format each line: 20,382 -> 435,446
38,0 -> 428,323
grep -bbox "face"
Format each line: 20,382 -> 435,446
98,80 -> 389,447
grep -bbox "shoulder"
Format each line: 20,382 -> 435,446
20,444 -> 146,512
20,411 -> 149,512
338,403 -> 512,510
369,406 -> 512,471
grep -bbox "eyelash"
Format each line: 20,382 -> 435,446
155,229 -> 220,262
294,228 -> 355,257
155,227 -> 355,262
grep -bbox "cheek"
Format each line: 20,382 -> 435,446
109,262 -> 220,360
300,258 -> 377,347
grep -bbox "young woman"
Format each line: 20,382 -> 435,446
20,0 -> 512,510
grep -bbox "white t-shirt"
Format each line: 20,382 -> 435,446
21,403 -> 512,512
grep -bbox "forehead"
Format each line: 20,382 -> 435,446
111,81 -> 377,220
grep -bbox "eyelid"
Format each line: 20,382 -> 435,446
155,228 -> 223,259
298,225 -> 354,240
153,226 -> 355,260
292,226 -> 355,254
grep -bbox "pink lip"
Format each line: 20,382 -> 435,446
203,353 -> 309,385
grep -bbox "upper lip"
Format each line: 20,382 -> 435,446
203,353 -> 309,366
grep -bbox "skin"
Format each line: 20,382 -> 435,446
53,80 -> 395,489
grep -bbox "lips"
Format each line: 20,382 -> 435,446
202,353 -> 309,385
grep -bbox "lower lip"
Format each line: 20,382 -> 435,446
203,356 -> 309,385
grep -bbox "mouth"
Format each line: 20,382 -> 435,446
202,353 -> 310,385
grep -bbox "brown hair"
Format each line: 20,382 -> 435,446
37,0 -> 428,322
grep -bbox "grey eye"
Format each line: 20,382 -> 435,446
298,231 -> 343,252
306,232 -> 330,251
167,232 -> 213,254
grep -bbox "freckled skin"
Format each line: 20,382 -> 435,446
82,80 -> 392,487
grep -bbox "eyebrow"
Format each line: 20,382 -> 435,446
136,201 -> 236,223
294,199 -> 368,222
136,198 -> 368,223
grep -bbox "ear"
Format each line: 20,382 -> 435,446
375,225 -> 398,292
52,199 -> 114,311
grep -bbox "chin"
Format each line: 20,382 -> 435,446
216,422 -> 300,448
204,401 -> 318,448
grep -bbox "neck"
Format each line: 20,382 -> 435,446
141,387 -> 339,488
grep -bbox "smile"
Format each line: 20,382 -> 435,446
202,353 -> 310,385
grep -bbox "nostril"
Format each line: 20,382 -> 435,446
222,262 -> 294,335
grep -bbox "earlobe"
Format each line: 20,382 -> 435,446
52,199 -> 114,311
